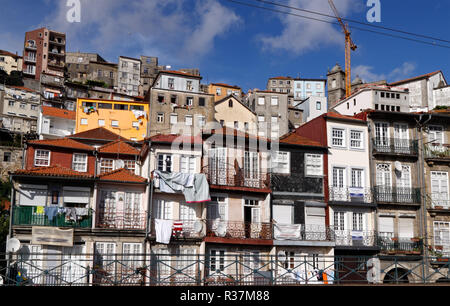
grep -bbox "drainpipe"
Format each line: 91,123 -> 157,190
6,173 -> 15,283
367,119 -> 378,249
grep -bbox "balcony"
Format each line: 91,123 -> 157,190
96,211 -> 146,230
25,43 -> 37,50
374,186 -> 421,204
13,206 -> 92,228
426,195 -> 450,210
372,138 -> 418,156
24,56 -> 36,63
334,230 -> 377,247
377,237 -> 423,254
150,219 -> 206,239
329,187 -> 373,204
206,220 -> 273,240
48,60 -> 65,69
424,144 -> 450,160
273,224 -> 334,242
202,165 -> 270,190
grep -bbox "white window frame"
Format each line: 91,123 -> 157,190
272,151 -> 290,174
34,149 -> 50,167
185,115 -> 193,126
80,118 -> 88,125
157,153 -> 173,172
98,119 -> 105,127
170,114 -> 178,125
271,96 -> 279,106
350,130 -> 364,149
257,97 -> 265,105
72,153 -> 88,172
100,158 -> 114,174
157,113 -> 164,123
111,120 -> 119,127
180,155 -> 196,173
305,153 -> 323,177
331,128 -> 346,147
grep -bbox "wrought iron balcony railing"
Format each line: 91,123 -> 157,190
202,165 -> 270,190
273,223 -> 335,241
149,219 -> 206,239
13,206 -> 92,228
372,138 -> 418,155
426,195 -> 450,210
377,237 -> 423,254
374,186 -> 421,204
206,220 -> 273,240
329,187 -> 373,203
424,144 -> 450,159
334,230 -> 377,247
96,211 -> 146,230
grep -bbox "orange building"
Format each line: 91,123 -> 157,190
207,83 -> 242,102
75,98 -> 149,141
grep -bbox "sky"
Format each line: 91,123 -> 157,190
1,0 -> 449,92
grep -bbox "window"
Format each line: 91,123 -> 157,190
158,95 -> 165,103
209,249 -> 225,274
353,212 -> 364,231
180,156 -> 196,173
132,121 -> 139,128
380,92 -> 385,98
258,97 -> 265,105
186,80 -> 193,91
316,101 -> 321,110
199,97 -> 205,107
98,119 -> 105,127
114,104 -> 128,110
220,120 -> 224,127
272,151 -> 290,174
305,154 -> 323,176
234,121 -> 239,129
124,160 -> 135,172
185,115 -> 193,126
351,168 -> 364,188
3,152 -> 11,162
8,101 -> 14,107
72,153 -> 88,172
168,78 -> 174,89
34,150 -> 50,166
332,128 -> 345,147
227,89 -> 232,96
100,159 -> 114,174
111,120 -> 119,127
98,103 -> 112,109
428,125 -> 443,145
334,211 -> 345,230
258,115 -> 265,122
130,105 -> 144,111
157,113 -> 164,123
31,104 -> 37,111
198,115 -> 206,127
158,154 -> 172,172
431,171 -> 449,207
271,96 -> 278,106
434,222 -> 450,255
350,130 -> 363,149
186,97 -> 193,106
80,118 -> 88,125
228,99 -> 233,108
216,88 -> 222,96
171,95 -> 177,104
170,114 -> 178,125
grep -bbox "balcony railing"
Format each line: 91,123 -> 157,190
426,195 -> 450,210
96,211 -> 146,230
377,237 -> 423,254
273,224 -> 334,241
334,230 -> 377,247
202,165 -> 270,190
374,186 -> 421,204
150,219 -> 206,239
372,138 -> 418,155
329,187 -> 373,204
206,220 -> 272,240
48,61 -> 65,68
424,144 -> 450,159
13,206 -> 92,228
24,56 -> 36,63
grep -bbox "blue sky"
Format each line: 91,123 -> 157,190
1,0 -> 449,91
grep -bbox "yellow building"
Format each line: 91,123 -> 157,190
207,83 -> 242,102
75,98 -> 149,141
0,50 -> 22,74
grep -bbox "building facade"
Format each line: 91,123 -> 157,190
117,56 -> 141,97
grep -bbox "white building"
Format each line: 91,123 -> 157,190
37,106 -> 76,139
117,56 -> 141,97
294,96 -> 327,123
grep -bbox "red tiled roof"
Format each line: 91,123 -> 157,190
28,138 -> 95,151
389,70 -> 443,86
148,134 -> 203,145
205,126 -> 271,142
270,76 -> 292,80
98,140 -> 140,155
14,165 -> 94,179
69,127 -> 129,142
279,132 -> 325,147
323,111 -> 366,122
0,50 -> 21,59
42,106 -> 76,120
10,86 -> 37,93
211,83 -> 241,89
98,168 -> 147,183
162,70 -> 201,78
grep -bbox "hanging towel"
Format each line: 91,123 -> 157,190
183,174 -> 211,203
155,219 -> 174,244
154,171 -> 210,203
64,207 -> 77,222
44,206 -> 58,221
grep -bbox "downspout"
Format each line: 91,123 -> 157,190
367,119 -> 378,251
6,173 -> 15,283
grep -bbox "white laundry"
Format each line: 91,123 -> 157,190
155,219 -> 174,244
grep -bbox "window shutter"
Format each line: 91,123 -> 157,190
273,205 -> 293,224
399,218 -> 414,239
251,207 -> 261,223
379,216 -> 394,233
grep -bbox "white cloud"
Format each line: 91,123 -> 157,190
353,62 -> 417,83
258,0 -> 360,54
41,0 -> 240,65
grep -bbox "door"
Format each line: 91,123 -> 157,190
244,151 -> 260,188
396,165 -> 412,203
332,167 -> 346,201
124,192 -> 142,229
62,245 -> 87,285
376,164 -> 392,202
99,191 -> 116,227
244,199 -> 261,238
431,172 -> 449,208
394,123 -> 409,153
94,242 -> 116,284
398,218 -> 414,241
379,216 -> 395,249
375,122 -> 389,150
123,243 -> 143,283
434,222 -> 450,256
179,201 -> 197,233
209,148 -> 227,185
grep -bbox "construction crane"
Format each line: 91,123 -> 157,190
328,0 -> 357,98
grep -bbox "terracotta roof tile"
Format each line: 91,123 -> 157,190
42,106 -> 76,120
270,76 -> 292,80
323,111 -> 366,122
10,86 -> 37,93
28,138 -> 95,151
389,70 -> 443,86
98,140 -> 140,155
0,50 -> 21,59
14,165 -> 94,179
98,168 -> 147,183
162,70 -> 201,78
69,127 -> 130,142
211,83 -> 241,89
279,132 -> 325,147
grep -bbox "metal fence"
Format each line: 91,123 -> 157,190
1,253 -> 450,286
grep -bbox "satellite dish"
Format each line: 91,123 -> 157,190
6,238 -> 21,253
116,159 -> 124,169
193,220 -> 203,233
395,161 -> 402,172
277,250 -> 287,261
215,222 -> 227,237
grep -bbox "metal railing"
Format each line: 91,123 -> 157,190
372,138 -> 418,155
424,144 -> 450,159
273,224 -> 334,241
96,211 -> 146,230
374,186 -> 421,204
426,195 -> 450,210
334,230 -> 377,247
329,187 -> 373,203
13,206 -> 92,228
377,237 -> 423,254
202,165 -> 270,189
206,220 -> 273,240
149,219 -> 206,239
2,253 -> 450,286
